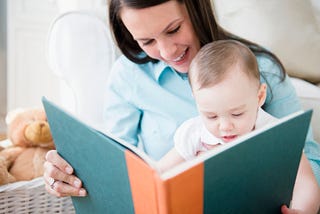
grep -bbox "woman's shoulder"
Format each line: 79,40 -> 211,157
112,55 -> 143,73
111,55 -> 168,80
108,55 -> 150,85
255,53 -> 286,86
256,53 -> 281,75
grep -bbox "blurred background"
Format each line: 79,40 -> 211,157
0,0 -> 7,135
0,0 -> 106,137
1,0 -> 319,141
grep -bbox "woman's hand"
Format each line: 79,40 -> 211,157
44,150 -> 87,197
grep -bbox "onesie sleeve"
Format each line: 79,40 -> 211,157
174,117 -> 202,161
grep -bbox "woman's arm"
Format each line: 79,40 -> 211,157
43,57 -> 142,197
257,55 -> 320,212
289,154 -> 320,213
103,57 -> 143,146
257,55 -> 320,184
281,154 -> 320,214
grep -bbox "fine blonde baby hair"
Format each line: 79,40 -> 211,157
189,39 -> 260,90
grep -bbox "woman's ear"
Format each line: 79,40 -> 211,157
257,83 -> 267,107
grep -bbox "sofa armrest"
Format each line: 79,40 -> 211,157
46,11 -> 117,129
291,77 -> 320,143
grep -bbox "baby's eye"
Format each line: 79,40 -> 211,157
167,26 -> 180,35
207,115 -> 217,120
232,113 -> 243,117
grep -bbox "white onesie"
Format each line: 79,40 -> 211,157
174,108 -> 277,160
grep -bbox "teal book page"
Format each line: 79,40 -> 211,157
203,110 -> 312,214
43,97 -> 135,214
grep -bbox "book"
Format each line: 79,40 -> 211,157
42,97 -> 312,214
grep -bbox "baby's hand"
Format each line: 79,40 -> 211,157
281,205 -> 303,214
196,144 -> 220,156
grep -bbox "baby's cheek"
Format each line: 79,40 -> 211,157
241,117 -> 256,133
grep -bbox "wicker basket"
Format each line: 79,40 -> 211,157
0,177 -> 75,213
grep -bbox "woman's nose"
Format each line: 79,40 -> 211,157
158,39 -> 177,60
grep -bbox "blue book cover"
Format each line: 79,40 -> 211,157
43,97 -> 312,214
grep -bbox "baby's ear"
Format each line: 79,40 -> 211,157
257,83 -> 267,107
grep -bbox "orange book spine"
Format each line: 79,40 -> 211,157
155,163 -> 204,214
125,151 -> 159,214
126,150 -> 204,214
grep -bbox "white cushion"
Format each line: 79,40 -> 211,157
291,77 -> 320,142
213,0 -> 320,83
46,11 -> 116,128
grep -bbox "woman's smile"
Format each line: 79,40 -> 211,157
120,1 -> 200,73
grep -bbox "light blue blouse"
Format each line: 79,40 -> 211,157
103,54 -> 320,183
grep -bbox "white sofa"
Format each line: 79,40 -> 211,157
213,0 -> 320,142
46,12 -> 117,130
46,1 -> 320,143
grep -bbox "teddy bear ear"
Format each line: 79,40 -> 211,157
5,108 -> 26,125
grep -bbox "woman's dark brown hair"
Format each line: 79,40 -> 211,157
108,0 -> 285,80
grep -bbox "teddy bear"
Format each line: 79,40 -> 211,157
0,108 -> 55,186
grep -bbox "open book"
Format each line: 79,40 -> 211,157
42,97 -> 312,214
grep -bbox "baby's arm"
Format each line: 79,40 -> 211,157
288,153 -> 320,213
157,117 -> 200,173
157,148 -> 185,173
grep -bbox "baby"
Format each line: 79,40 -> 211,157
158,39 -> 277,171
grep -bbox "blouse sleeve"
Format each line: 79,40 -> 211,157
102,57 -> 141,147
257,53 -> 320,184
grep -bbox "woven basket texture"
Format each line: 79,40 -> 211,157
0,177 -> 75,213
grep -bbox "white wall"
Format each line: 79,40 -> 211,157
6,0 -> 107,114
0,0 -> 7,133
7,0 -> 60,111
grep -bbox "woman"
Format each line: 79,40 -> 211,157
44,0 -> 320,212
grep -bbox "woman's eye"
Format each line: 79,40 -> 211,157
142,39 -> 154,46
167,26 -> 180,34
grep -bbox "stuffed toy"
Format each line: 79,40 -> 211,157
0,108 -> 55,186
